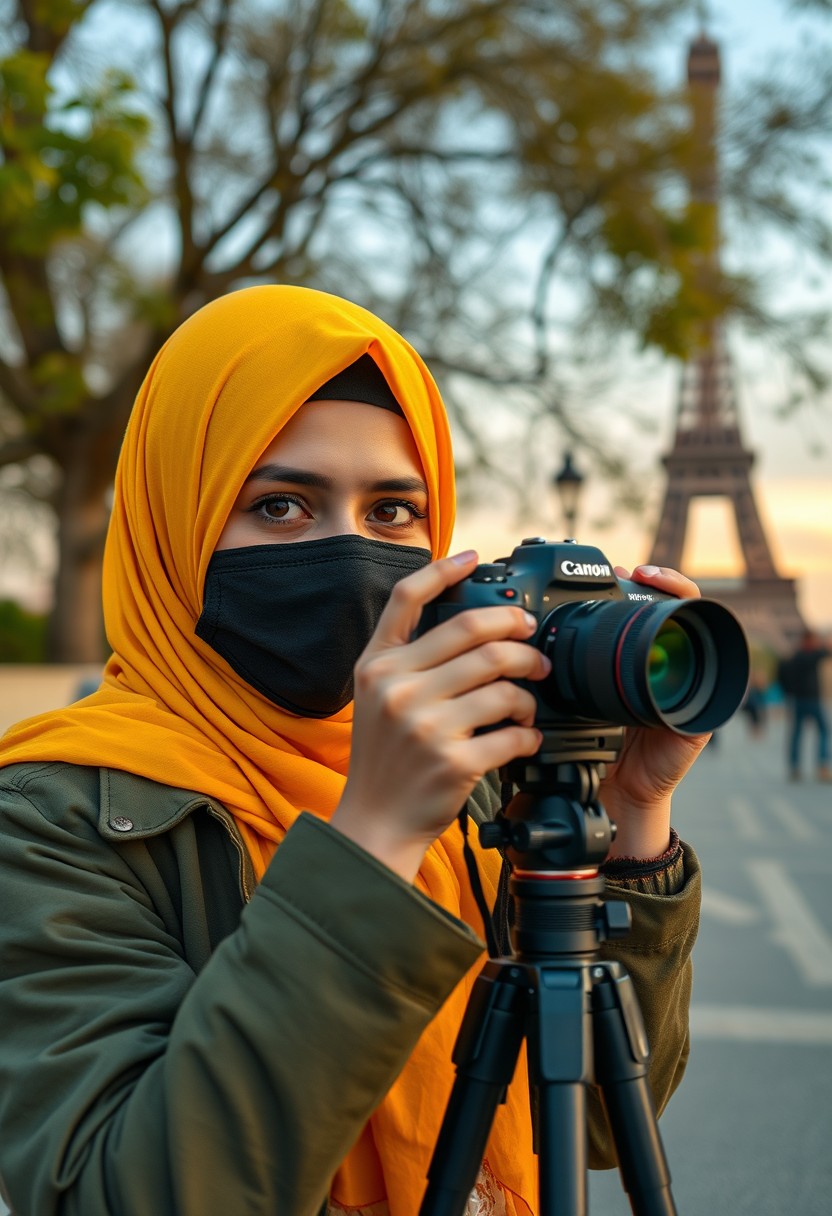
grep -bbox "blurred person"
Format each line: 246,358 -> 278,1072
739,671 -> 768,739
0,286 -> 704,1216
778,628 -> 831,782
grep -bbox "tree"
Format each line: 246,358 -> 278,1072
1,0 -> 148,660
1,0 -> 831,660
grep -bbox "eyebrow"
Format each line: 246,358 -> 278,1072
245,463 -> 428,496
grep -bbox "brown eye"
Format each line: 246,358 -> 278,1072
372,503 -> 404,525
248,495 -> 310,525
369,500 -> 426,527
263,497 -> 296,519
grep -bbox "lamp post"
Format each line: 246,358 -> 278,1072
552,450 -> 585,538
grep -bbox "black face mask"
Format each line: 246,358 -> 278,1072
196,535 -> 432,717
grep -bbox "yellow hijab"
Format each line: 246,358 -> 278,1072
0,285 -> 536,1215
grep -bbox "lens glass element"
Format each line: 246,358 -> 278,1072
647,620 -> 697,711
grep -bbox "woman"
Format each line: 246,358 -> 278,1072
0,286 -> 702,1216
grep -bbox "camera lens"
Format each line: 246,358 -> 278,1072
540,597 -> 749,735
647,619 -> 697,712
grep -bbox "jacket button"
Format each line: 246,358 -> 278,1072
110,816 -> 134,832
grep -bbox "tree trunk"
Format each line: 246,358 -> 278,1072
45,435 -> 111,664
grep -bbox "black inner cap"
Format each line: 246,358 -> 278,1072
306,353 -> 403,416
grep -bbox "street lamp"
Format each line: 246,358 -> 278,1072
552,450 -> 585,538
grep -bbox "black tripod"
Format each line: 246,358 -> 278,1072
420,756 -> 678,1216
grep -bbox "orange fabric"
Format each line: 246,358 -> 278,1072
0,285 -> 536,1216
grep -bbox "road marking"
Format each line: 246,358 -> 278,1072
691,1004 -> 832,1045
700,887 -> 758,925
746,858 -> 832,987
766,795 -> 819,842
727,794 -> 761,841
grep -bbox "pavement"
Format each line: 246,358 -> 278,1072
590,708 -> 832,1214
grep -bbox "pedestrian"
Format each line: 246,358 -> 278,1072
0,285 -> 704,1216
778,628 -> 831,782
739,671 -> 768,739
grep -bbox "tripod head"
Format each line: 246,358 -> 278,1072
481,720 -> 627,871
479,748 -> 632,956
480,758 -> 612,873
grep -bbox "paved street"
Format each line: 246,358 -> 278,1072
589,707 -> 832,1214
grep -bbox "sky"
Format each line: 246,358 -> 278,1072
455,0 -> 832,631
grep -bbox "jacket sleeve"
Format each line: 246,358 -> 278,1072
0,786 -> 482,1216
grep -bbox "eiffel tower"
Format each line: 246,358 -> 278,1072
647,32 -> 804,653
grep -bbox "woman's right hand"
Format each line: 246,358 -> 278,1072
330,550 -> 550,881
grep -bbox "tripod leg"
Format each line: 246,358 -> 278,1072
533,968 -> 594,1216
420,962 -> 527,1216
591,964 -> 677,1216
537,1084 -> 587,1215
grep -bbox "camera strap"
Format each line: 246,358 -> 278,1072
456,805 -> 509,959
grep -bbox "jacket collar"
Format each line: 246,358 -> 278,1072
97,767 -> 220,840
95,768 -> 255,901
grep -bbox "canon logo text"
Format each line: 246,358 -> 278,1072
560,560 -> 612,578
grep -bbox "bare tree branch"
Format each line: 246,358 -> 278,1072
147,0 -> 198,275
189,0 -> 235,141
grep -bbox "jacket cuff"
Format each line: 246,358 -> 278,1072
601,840 -> 701,948
601,828 -> 684,895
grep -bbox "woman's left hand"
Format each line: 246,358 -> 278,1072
599,564 -> 711,860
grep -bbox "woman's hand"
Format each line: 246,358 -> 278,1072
599,565 -> 711,860
331,551 -> 550,881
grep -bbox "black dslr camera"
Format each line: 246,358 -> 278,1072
416,538 -> 750,768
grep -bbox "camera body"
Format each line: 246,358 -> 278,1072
416,538 -> 749,766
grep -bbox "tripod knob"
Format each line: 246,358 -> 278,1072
478,817 -> 573,854
479,822 -> 506,849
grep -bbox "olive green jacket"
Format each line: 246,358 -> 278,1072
0,762 -> 700,1216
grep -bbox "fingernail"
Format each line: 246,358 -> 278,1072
541,654 -> 552,673
523,611 -> 537,629
450,549 -> 478,565
636,565 -> 660,577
